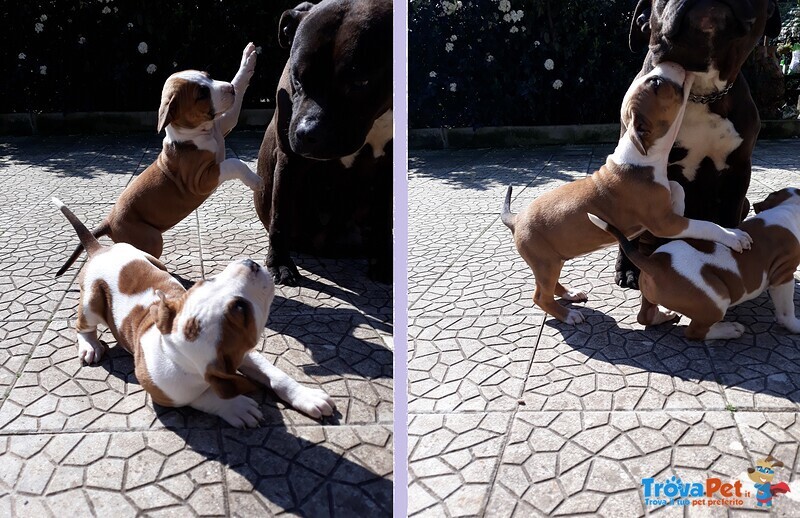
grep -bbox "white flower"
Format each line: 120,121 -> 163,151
579,77 -> 584,83
40,14 -> 47,21
127,22 -> 133,28
510,26 -> 519,33
138,42 -> 148,54
429,71 -> 437,78
442,1 -> 458,15
172,61 -> 177,67
445,42 -> 454,52
486,54 -> 494,63
449,82 -> 457,92
78,36 -> 86,44
18,53 -> 26,60
255,46 -> 263,54
498,0 -> 511,13
510,10 -> 524,22
39,65 -> 47,75
113,6 -> 118,12
503,13 -> 511,22
450,35 -> 457,41
553,79 -> 563,90
34,22 -> 44,33
146,64 -> 157,74
544,58 -> 554,70
534,40 -> 541,47
102,6 -> 111,14
521,26 -> 526,31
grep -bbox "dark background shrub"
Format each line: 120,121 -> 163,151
409,0 -> 798,128
2,0 -> 298,114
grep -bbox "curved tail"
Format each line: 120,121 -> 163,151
52,198 -> 109,277
500,186 -> 515,231
587,213 -> 652,274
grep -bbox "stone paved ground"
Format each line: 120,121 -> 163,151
408,140 -> 800,517
0,132 -> 392,516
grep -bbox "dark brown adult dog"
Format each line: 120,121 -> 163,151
616,0 -> 782,289
255,0 -> 393,286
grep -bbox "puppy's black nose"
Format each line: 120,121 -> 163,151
294,118 -> 321,149
242,259 -> 260,273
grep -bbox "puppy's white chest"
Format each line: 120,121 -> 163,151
340,109 -> 393,168
673,103 -> 742,181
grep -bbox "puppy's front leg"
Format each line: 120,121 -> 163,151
190,388 -> 264,428
769,281 -> 800,333
218,43 -> 257,136
219,158 -> 263,191
239,351 -> 336,419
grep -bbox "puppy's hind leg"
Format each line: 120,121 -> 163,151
637,296 -> 680,326
528,259 -> 583,324
75,288 -> 108,365
769,281 -> 800,333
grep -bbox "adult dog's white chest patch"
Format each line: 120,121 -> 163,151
672,102 -> 742,182
340,109 -> 393,168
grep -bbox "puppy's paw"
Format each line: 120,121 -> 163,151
561,289 -> 588,302
564,309 -> 584,325
723,229 -> 752,253
704,321 -> 746,340
779,317 -> 800,334
615,269 -> 639,290
219,395 -> 263,428
289,386 -> 336,419
244,173 -> 264,192
77,335 -> 105,365
239,42 -> 257,76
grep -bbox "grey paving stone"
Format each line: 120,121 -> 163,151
408,412 -> 512,517
409,316 -> 542,412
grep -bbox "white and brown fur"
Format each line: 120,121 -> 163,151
591,188 -> 800,340
53,198 -> 335,427
56,44 -> 263,277
501,63 -> 752,325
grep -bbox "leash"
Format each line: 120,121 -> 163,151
689,82 -> 734,104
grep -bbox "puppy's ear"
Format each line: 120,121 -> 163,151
629,0 -> 652,52
157,94 -> 177,133
279,2 -> 314,49
150,290 -> 179,335
628,114 -> 652,156
764,0 -> 781,38
205,356 -> 257,399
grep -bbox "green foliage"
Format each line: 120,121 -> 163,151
409,0 -> 643,128
2,1 -> 298,114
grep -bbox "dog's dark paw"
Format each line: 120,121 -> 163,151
269,264 -> 302,286
615,269 -> 640,290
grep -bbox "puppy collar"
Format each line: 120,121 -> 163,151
689,82 -> 733,104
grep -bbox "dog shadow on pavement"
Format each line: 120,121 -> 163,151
548,288 -> 800,407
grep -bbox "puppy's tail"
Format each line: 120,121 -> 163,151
500,186 -> 516,231
52,198 -> 109,277
587,213 -> 652,274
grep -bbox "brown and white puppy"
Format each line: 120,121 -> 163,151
501,63 -> 752,325
53,198 -> 335,427
591,188 -> 800,340
56,43 -> 263,277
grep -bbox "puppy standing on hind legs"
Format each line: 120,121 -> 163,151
56,43 -> 263,277
500,63 -> 752,325
53,197 -> 336,427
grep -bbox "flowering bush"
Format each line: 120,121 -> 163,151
2,1 -> 299,114
410,0 -> 644,127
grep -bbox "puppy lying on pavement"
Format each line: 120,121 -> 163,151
57,43 -> 263,277
501,63 -> 752,324
53,198 -> 335,427
590,188 -> 800,340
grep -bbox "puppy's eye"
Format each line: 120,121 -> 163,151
197,87 -> 210,100
231,298 -> 249,315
